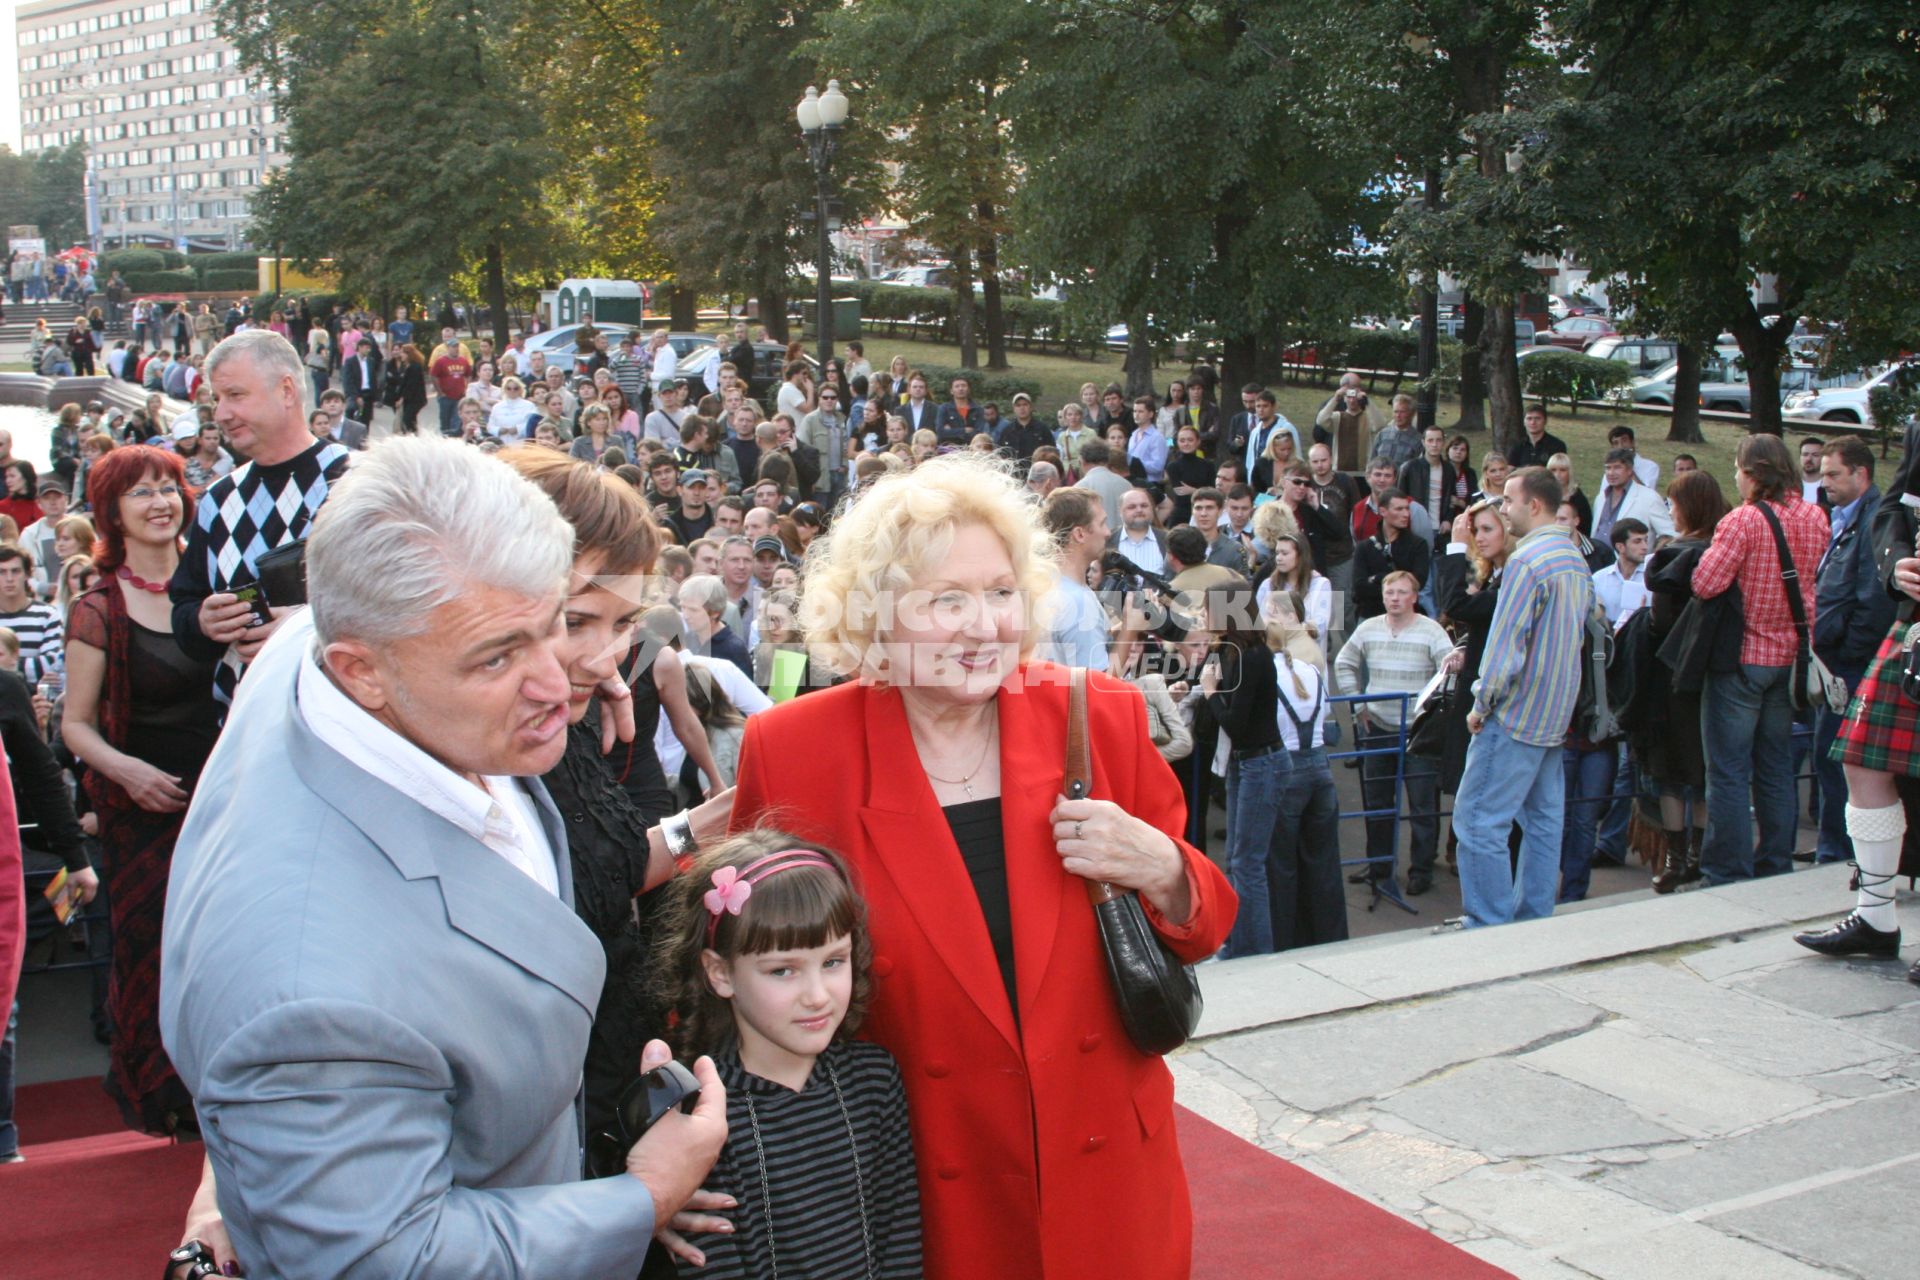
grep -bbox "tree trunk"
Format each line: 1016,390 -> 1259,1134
1729,307 -> 1793,435
1667,342 -> 1706,443
1124,323 -> 1154,399
483,239 -> 510,354
1220,332 -> 1257,408
1484,299 -> 1524,457
1456,296 -> 1487,432
668,286 -> 698,331
951,245 -> 979,369
977,202 -> 1009,370
762,277 -> 789,343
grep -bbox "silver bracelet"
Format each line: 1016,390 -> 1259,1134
662,810 -> 698,861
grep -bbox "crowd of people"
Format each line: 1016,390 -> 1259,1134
0,311 -> 1914,1280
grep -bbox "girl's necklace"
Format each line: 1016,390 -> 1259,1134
742,1054 -> 876,1280
917,719 -> 998,800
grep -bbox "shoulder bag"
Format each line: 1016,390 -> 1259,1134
1066,666 -> 1203,1056
1754,502 -> 1848,715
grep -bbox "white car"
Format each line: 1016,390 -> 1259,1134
1783,360 -> 1911,425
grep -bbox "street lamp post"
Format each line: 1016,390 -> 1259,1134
796,80 -> 849,370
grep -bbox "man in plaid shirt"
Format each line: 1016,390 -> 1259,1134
1692,435 -> 1829,885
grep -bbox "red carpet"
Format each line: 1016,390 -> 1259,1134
1,1079 -> 1507,1279
1180,1107 -> 1509,1279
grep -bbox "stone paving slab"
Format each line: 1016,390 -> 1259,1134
1593,1087 -> 1920,1212
1203,983 -> 1600,1113
1192,957 -> 1374,1038
1375,1059 -> 1686,1157
1545,962 -> 1901,1079
1732,957 -> 1920,1019
1705,1152 -> 1920,1280
1554,1219 -> 1840,1280
1423,1163 -> 1672,1253
1679,931 -> 1834,983
1518,1022 -> 1827,1134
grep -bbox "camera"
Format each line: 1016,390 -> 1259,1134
1097,553 -> 1191,645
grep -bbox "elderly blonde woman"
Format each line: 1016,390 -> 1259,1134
486,374 -> 536,440
729,454 -> 1234,1280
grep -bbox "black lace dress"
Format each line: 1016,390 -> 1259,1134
543,705 -> 672,1135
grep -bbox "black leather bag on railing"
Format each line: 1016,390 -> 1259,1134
1066,666 -> 1202,1057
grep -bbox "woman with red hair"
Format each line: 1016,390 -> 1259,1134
61,445 -> 220,1135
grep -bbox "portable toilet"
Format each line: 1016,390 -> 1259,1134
555,279 -> 645,327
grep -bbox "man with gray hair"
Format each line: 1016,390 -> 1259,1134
1027,459 -> 1061,499
162,439 -> 728,1278
168,328 -> 352,708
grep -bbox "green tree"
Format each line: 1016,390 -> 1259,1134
1517,0 -> 1920,435
0,143 -> 90,251
1003,2 -> 1396,399
642,0 -> 876,343
223,0 -> 566,349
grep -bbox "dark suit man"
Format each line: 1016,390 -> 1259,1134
1396,426 -> 1459,547
341,340 -> 384,426
1810,440 -> 1894,864
1353,491 -> 1432,619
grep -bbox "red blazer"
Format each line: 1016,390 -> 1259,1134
731,664 -> 1236,1280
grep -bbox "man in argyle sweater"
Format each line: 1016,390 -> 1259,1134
169,332 -> 352,709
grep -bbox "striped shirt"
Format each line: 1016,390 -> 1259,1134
1473,523 -> 1595,746
1333,613 -> 1454,728
0,601 -> 63,683
684,1039 -> 921,1279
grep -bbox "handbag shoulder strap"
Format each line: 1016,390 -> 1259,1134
1753,501 -> 1812,640
1065,667 -> 1122,907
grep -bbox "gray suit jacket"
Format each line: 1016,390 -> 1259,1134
161,621 -> 654,1278
332,418 -> 370,450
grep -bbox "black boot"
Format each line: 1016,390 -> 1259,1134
1793,912 -> 1903,958
1651,828 -> 1687,894
1682,827 -> 1705,886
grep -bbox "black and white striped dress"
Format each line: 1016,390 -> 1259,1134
680,1039 -> 921,1279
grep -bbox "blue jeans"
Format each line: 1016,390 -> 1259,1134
0,999 -> 17,1158
1455,718 -> 1567,928
1813,666 -> 1865,864
1223,748 -> 1290,958
309,369 -> 330,408
1595,748 -> 1635,862
437,395 -> 460,437
1701,663 -> 1797,884
1559,742 -> 1618,902
1271,749 -> 1348,950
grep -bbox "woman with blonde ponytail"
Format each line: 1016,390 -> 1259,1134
1266,589 -> 1348,951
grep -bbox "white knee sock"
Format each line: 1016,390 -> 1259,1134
1844,802 -> 1904,932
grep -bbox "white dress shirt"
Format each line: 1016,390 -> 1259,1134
1114,529 -> 1166,575
296,626 -> 558,896
1592,559 -> 1650,630
654,652 -> 774,787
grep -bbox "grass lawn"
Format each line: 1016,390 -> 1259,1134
865,335 -> 1816,494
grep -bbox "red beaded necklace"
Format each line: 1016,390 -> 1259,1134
116,566 -> 170,595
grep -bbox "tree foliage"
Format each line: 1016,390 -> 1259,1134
0,143 -> 90,251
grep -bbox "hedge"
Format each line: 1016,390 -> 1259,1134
102,247 -> 188,274
1518,349 -> 1634,411
801,279 -> 1107,350
191,251 -> 260,274
906,363 -> 1041,405
250,289 -> 349,320
198,269 -> 259,293
123,268 -> 197,293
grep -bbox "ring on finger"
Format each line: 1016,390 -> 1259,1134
1075,819 -> 1085,840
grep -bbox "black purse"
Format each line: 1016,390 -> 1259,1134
1066,667 -> 1203,1057
1406,662 -> 1458,759
584,1060 -> 702,1179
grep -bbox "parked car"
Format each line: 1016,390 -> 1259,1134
520,322 -> 639,369
1547,292 -> 1609,322
1532,315 -> 1620,350
1784,360 -> 1912,425
1584,335 -> 1679,378
1629,350 -> 1742,406
672,339 -> 804,394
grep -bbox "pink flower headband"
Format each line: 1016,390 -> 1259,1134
704,849 -> 835,945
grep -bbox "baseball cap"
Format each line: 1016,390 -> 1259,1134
681,468 -> 710,486
170,419 -> 200,442
752,536 -> 787,558
1011,391 -> 1032,404
655,379 -> 681,394
36,476 -> 70,496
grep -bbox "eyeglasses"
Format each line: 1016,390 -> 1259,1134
127,485 -> 183,500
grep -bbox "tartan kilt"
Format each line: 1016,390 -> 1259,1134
1832,620 -> 1920,774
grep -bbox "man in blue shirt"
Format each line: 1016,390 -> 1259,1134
1039,488 -> 1112,672
1454,465 -> 1596,928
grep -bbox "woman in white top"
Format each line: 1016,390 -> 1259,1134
486,376 -> 536,439
466,361 -> 504,413
1257,533 -> 1333,645
1266,589 -> 1349,950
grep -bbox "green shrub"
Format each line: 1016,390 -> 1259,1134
190,250 -> 259,275
122,268 -> 197,293
1519,349 -> 1634,411
197,269 -> 259,293
907,363 -> 1041,405
805,279 -> 1105,349
102,247 -> 188,275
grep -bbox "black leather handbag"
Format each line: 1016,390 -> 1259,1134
1066,667 -> 1203,1057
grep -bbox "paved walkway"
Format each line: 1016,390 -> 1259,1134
1175,863 -> 1918,1279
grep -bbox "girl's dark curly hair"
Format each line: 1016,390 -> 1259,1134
650,827 -> 874,1061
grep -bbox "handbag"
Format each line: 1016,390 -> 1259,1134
1754,502 -> 1848,715
1066,666 -> 1202,1056
1405,660 -> 1458,759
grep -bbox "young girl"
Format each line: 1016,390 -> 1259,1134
654,831 -> 921,1278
